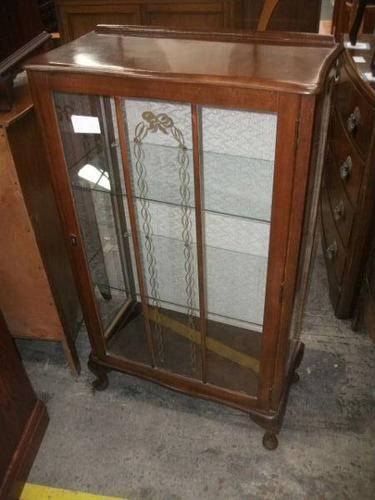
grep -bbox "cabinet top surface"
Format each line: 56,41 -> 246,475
27,26 -> 341,95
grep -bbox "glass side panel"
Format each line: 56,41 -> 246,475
54,93 -> 151,365
117,98 -> 201,379
201,106 -> 277,395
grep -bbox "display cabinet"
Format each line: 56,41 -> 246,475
27,26 -> 340,449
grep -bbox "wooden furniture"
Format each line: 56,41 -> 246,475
332,0 -> 375,40
56,0 -> 243,41
0,311 -> 48,500
244,0 -> 322,32
349,0 -> 375,44
27,26 -> 340,449
0,75 -> 81,375
0,0 -> 51,110
0,0 -> 43,61
55,0 -> 322,42
321,35 -> 375,319
353,223 -> 375,342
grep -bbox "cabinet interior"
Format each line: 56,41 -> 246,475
54,91 -> 278,395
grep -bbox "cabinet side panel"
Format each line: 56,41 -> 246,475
7,111 -> 82,346
257,93 -> 301,409
270,95 -> 318,408
279,83 -> 334,406
0,128 -> 65,340
27,71 -> 108,358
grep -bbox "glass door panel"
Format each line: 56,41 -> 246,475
120,99 -> 201,379
201,106 -> 278,395
54,92 -> 151,366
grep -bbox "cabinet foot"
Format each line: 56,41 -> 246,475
88,357 -> 110,391
292,371 -> 300,384
262,432 -> 279,450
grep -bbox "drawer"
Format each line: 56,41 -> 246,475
334,65 -> 374,158
329,108 -> 365,206
325,147 -> 355,248
321,185 -> 346,286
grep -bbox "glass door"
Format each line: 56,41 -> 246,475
54,92 -> 151,365
54,93 -> 278,395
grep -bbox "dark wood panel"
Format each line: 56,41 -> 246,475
0,312 -> 48,500
0,0 -> 43,60
244,0 -> 322,32
56,0 -> 323,43
0,79 -> 81,374
332,0 -> 375,40
59,4 -> 141,41
143,2 -> 230,30
56,0 -> 241,42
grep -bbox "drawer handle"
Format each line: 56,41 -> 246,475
70,234 -> 78,246
340,156 -> 352,181
326,241 -> 338,261
334,200 -> 345,221
347,107 -> 361,134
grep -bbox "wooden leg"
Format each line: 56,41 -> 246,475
88,356 -> 110,391
61,336 -> 81,378
262,431 -> 279,451
291,371 -> 300,384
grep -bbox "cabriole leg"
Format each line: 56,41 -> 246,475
88,356 -> 110,391
292,371 -> 300,384
262,432 -> 279,451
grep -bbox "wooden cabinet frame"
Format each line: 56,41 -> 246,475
27,27 -> 340,449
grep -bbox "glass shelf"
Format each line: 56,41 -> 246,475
83,191 -> 269,328
131,231 -> 267,328
127,142 -> 274,222
70,142 -> 274,223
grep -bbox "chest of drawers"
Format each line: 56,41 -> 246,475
321,35 -> 375,318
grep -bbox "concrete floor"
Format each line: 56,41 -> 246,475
18,246 -> 375,499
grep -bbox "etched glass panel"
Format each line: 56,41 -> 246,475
119,98 -> 201,379
201,106 -> 277,394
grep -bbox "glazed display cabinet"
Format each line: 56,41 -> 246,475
27,26 -> 340,449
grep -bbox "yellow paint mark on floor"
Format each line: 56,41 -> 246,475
148,309 -> 260,374
21,483 -> 127,500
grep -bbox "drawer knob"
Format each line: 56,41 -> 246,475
340,156 -> 352,181
326,241 -> 338,261
347,107 -> 361,134
334,200 -> 345,221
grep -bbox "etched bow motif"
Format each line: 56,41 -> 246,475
133,109 -> 197,372
142,111 -> 174,134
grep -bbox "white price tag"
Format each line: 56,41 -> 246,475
71,115 -> 101,134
